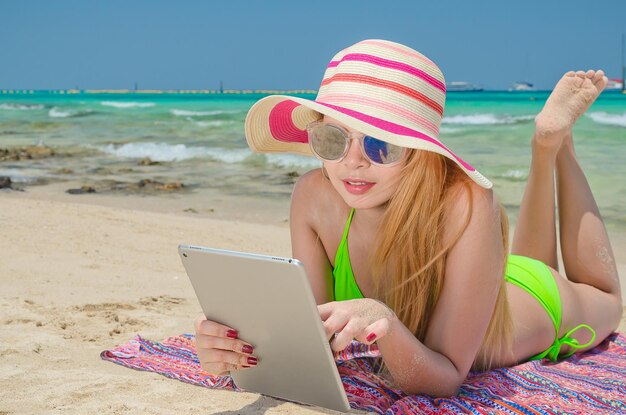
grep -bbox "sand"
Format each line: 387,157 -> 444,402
1,190 -> 625,414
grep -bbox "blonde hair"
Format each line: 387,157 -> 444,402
371,149 -> 512,372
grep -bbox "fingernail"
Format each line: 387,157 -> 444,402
247,356 -> 258,365
242,345 -> 254,354
226,329 -> 238,339
366,332 -> 377,342
242,365 -> 251,368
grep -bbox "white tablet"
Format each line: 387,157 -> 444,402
179,244 -> 351,413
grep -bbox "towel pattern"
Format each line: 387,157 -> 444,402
101,333 -> 626,414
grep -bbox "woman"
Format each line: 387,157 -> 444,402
195,39 -> 622,397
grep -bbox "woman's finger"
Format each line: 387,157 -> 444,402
195,314 -> 239,339
199,360 -> 243,376
330,318 -> 366,352
355,317 -> 392,344
194,333 -> 255,356
200,348 -> 259,369
317,302 -> 336,321
321,310 -> 350,341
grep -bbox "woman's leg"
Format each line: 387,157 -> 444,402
510,91 -> 565,269
540,70 -> 621,350
556,131 -> 621,295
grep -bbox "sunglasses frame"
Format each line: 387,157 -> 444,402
306,121 -> 405,167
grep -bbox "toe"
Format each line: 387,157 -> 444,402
592,70 -> 604,84
565,71 -> 576,77
596,75 -> 609,92
576,70 -> 586,77
586,69 -> 595,78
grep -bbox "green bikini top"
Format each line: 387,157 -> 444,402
333,208 -> 365,301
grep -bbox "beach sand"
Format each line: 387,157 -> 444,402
1,190 -> 625,414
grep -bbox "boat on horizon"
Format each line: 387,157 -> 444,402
446,81 -> 484,92
606,78 -> 623,90
508,81 -> 535,91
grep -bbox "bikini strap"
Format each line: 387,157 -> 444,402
339,208 -> 356,246
532,324 -> 597,361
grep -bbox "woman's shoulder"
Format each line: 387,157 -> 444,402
290,168 -> 347,228
445,179 -> 498,214
442,180 -> 501,243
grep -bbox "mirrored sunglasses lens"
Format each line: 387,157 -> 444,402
363,136 -> 403,165
310,125 -> 347,160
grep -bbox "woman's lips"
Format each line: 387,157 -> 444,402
342,179 -> 375,195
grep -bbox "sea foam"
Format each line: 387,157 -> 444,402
194,120 -> 232,127
587,112 -> 626,127
98,142 -> 210,161
170,109 -> 235,117
443,113 -> 534,125
0,103 -> 44,110
501,169 -> 528,181
265,154 -> 320,170
101,101 -> 156,108
48,107 -> 92,118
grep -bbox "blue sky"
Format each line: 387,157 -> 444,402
1,0 -> 625,91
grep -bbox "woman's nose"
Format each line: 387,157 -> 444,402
343,138 -> 369,169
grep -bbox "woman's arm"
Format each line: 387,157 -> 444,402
376,183 -> 505,396
290,169 -> 335,305
316,183 -> 504,396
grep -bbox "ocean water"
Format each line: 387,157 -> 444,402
1,91 -> 625,229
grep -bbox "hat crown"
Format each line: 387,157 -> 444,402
316,39 -> 446,139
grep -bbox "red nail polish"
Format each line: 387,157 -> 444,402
366,333 -> 377,342
242,345 -> 254,354
247,356 -> 258,365
226,329 -> 238,339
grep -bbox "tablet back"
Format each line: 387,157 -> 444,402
179,245 -> 350,412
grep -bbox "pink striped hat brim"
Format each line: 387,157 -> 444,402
245,95 -> 492,189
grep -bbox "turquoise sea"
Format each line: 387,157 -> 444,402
1,91 -> 625,228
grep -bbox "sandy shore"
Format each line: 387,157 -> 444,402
1,192 -> 625,414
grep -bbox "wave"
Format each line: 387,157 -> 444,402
0,103 -> 44,110
48,107 -> 93,118
193,120 -> 232,127
101,101 -> 156,108
95,142 -> 319,169
499,169 -> 528,182
98,142 -> 209,162
264,154 -> 321,170
442,113 -> 534,125
170,109 -> 236,117
586,111 -> 626,127
439,126 -> 462,133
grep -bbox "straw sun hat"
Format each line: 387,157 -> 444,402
245,39 -> 492,189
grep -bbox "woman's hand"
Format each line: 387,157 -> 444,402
194,315 -> 258,375
318,298 -> 397,352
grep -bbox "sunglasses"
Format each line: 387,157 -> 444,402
306,122 -> 405,166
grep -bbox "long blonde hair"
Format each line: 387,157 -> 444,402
371,149 -> 512,371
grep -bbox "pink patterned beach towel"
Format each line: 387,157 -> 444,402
101,333 -> 626,414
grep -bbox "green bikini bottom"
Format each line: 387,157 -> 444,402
505,254 -> 596,361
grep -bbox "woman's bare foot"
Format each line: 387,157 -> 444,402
533,70 -> 608,151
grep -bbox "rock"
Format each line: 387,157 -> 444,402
90,167 -> 113,175
137,179 -> 184,191
0,176 -> 12,189
137,158 -> 161,166
286,171 -> 299,178
156,181 -> 184,191
24,145 -> 54,158
66,186 -> 96,195
0,145 -> 57,161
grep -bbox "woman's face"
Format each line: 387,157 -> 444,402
321,115 -> 407,209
